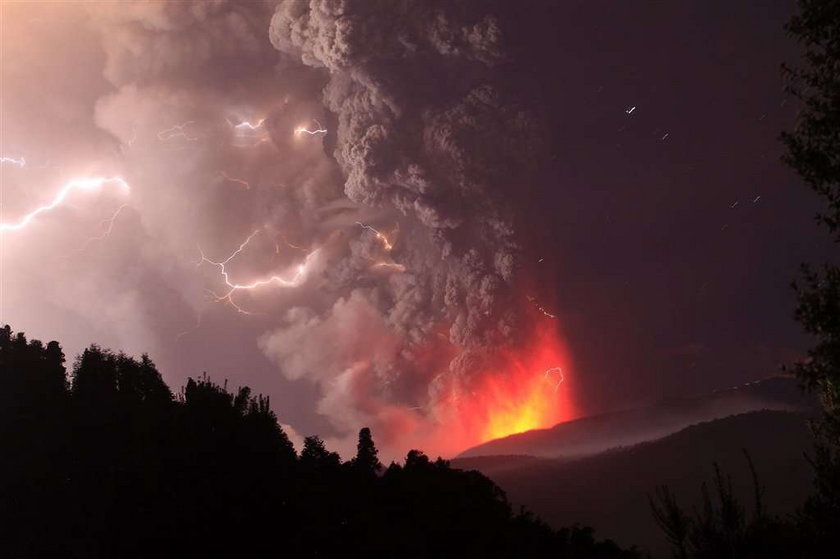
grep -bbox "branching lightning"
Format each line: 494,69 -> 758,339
228,118 -> 270,148
73,203 -> 130,253
543,367 -> 564,392
358,223 -> 402,272
219,171 -> 251,190
294,119 -> 327,137
198,230 -> 320,314
157,121 -> 198,142
230,118 -> 266,131
356,221 -> 394,251
0,177 -> 130,233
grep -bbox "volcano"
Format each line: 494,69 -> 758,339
457,375 -> 816,459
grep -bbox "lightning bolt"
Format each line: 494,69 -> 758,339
75,203 -> 130,252
157,121 -> 198,142
371,260 -> 406,273
120,127 -> 138,154
198,230 -> 320,314
176,312 -> 204,341
543,367 -> 564,392
230,118 -> 266,131
219,171 -> 251,190
294,119 -> 327,137
1,156 -> 26,167
356,221 -> 394,251
276,233 -> 309,253
228,118 -> 270,148
0,176 -> 130,233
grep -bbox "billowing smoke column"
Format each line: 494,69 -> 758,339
3,0 -> 571,458
263,0 -> 573,455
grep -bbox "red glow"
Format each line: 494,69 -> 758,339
473,325 -> 574,441
422,323 -> 576,457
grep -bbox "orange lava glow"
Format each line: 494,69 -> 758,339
423,323 -> 576,457
473,325 -> 574,442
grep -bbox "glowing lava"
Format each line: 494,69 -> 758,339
443,323 -> 574,450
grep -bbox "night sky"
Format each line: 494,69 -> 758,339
0,0 -> 828,459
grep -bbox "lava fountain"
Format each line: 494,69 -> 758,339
419,322 -> 576,457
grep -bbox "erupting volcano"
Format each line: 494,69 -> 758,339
460,329 -> 573,444
1,0 -> 601,461
389,323 -> 576,458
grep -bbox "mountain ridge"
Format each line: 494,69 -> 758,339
459,375 -> 817,459
453,408 -> 815,556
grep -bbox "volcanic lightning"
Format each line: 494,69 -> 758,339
0,177 -> 130,233
76,204 -> 130,252
219,171 -> 251,189
157,121 -> 198,142
230,118 -> 266,131
356,222 -> 394,251
543,367 -> 565,391
228,118 -> 270,148
294,119 -> 327,136
1,156 -> 26,167
371,260 -> 406,272
276,233 -> 310,253
198,230 -> 320,314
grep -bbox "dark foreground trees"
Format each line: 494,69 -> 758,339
649,453 -> 807,559
782,0 -> 840,550
0,325 -> 637,559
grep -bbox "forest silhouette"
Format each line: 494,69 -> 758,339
0,325 -> 639,558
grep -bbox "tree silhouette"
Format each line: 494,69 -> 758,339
0,324 -> 639,558
353,426 -> 381,474
650,452 -> 804,558
781,0 -> 840,548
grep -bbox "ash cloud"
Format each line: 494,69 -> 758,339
2,0 -> 557,458
263,0 -> 554,452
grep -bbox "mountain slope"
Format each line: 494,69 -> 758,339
453,409 -> 815,556
459,376 -> 816,459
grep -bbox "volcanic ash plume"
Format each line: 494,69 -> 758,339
33,0 -> 579,458
263,0 -> 573,456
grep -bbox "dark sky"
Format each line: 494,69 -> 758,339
0,0 -> 828,458
525,0 -> 828,413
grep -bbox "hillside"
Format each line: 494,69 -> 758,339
459,376 -> 816,459
453,409 -> 815,556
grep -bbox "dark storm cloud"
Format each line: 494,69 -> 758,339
268,0 -> 548,344
43,0 -> 558,454
258,0 -> 565,449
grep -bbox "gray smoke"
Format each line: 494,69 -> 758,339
262,0 -> 551,450
6,0 -> 552,456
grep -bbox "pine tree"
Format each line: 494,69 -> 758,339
352,427 -> 381,474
